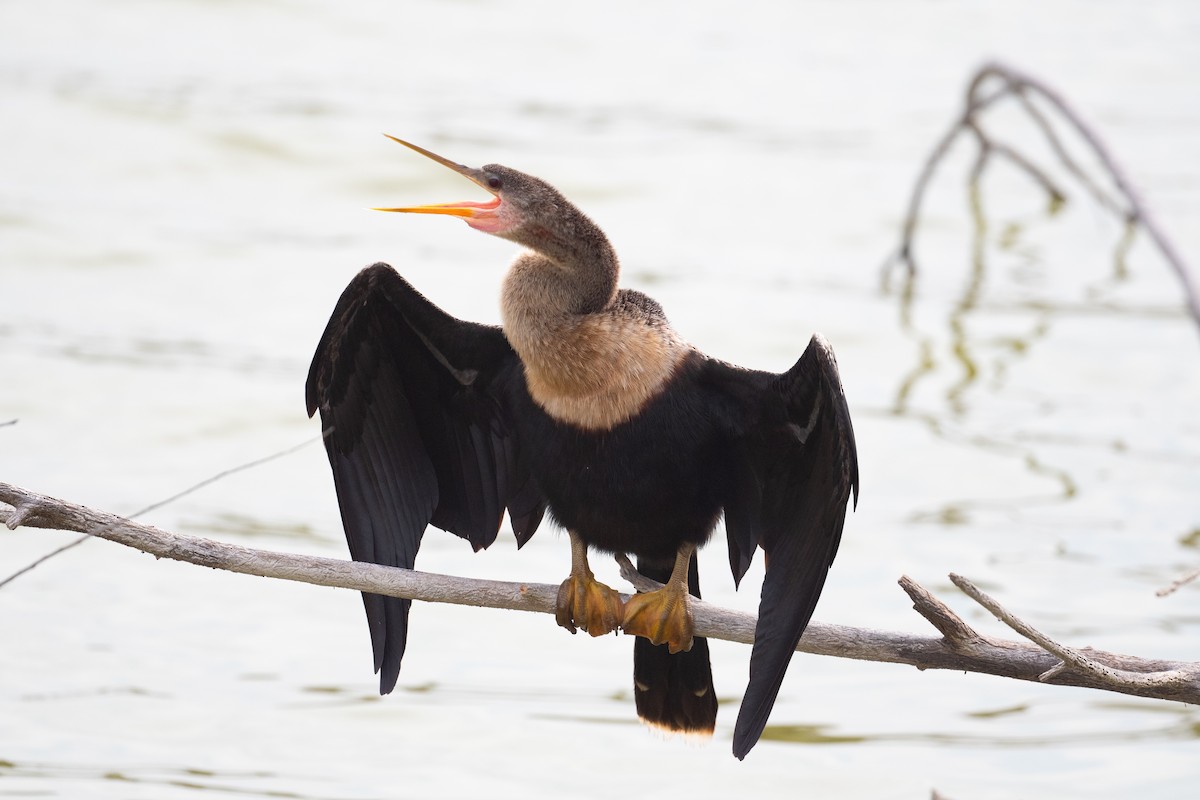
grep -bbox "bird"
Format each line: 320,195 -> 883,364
305,135 -> 859,759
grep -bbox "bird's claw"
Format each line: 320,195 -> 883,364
555,571 -> 624,637
621,584 -> 694,654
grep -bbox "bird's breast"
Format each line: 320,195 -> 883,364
511,314 -> 690,432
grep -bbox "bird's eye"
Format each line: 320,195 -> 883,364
486,175 -> 502,190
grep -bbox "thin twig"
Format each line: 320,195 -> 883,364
0,535 -> 90,588
1156,566 -> 1200,598
0,433 -> 330,588
950,573 -> 1119,682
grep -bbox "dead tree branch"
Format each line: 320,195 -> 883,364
948,573 -> 1194,691
886,60 -> 1200,334
4,480 -> 1199,705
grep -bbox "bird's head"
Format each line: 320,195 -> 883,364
374,135 -> 565,242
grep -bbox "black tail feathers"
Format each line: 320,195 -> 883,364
631,553 -> 717,735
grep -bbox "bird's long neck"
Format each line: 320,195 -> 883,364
499,203 -> 619,342
501,211 -> 619,318
500,207 -> 687,432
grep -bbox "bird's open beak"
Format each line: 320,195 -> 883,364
373,135 -> 501,218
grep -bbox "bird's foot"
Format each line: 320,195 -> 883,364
621,581 -> 694,654
555,570 -> 624,637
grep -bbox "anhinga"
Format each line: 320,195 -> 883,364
306,136 -> 858,759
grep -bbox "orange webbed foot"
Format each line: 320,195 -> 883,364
555,570 -> 624,637
621,582 -> 694,654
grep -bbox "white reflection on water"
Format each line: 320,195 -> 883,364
2,0 -> 1199,798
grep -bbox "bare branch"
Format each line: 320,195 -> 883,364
5,500 -> 37,530
4,480 -> 1200,706
898,574 -> 981,648
615,552 -> 659,593
950,573 -> 1197,692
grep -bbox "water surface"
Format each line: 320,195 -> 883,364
2,1 -> 1199,798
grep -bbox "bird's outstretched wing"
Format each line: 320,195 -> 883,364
712,334 -> 859,759
306,263 -> 546,693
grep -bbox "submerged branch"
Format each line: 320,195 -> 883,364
4,480 -> 1199,705
887,60 -> 1200,334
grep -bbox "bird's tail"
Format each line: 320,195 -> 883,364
632,553 -> 717,736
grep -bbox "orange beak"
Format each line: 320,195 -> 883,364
373,135 -> 500,218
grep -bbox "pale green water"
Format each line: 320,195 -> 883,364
2,1 -> 1199,798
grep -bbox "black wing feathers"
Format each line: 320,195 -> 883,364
724,434 -> 766,588
306,263 -> 545,693
720,334 -> 859,759
309,264 -> 856,756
